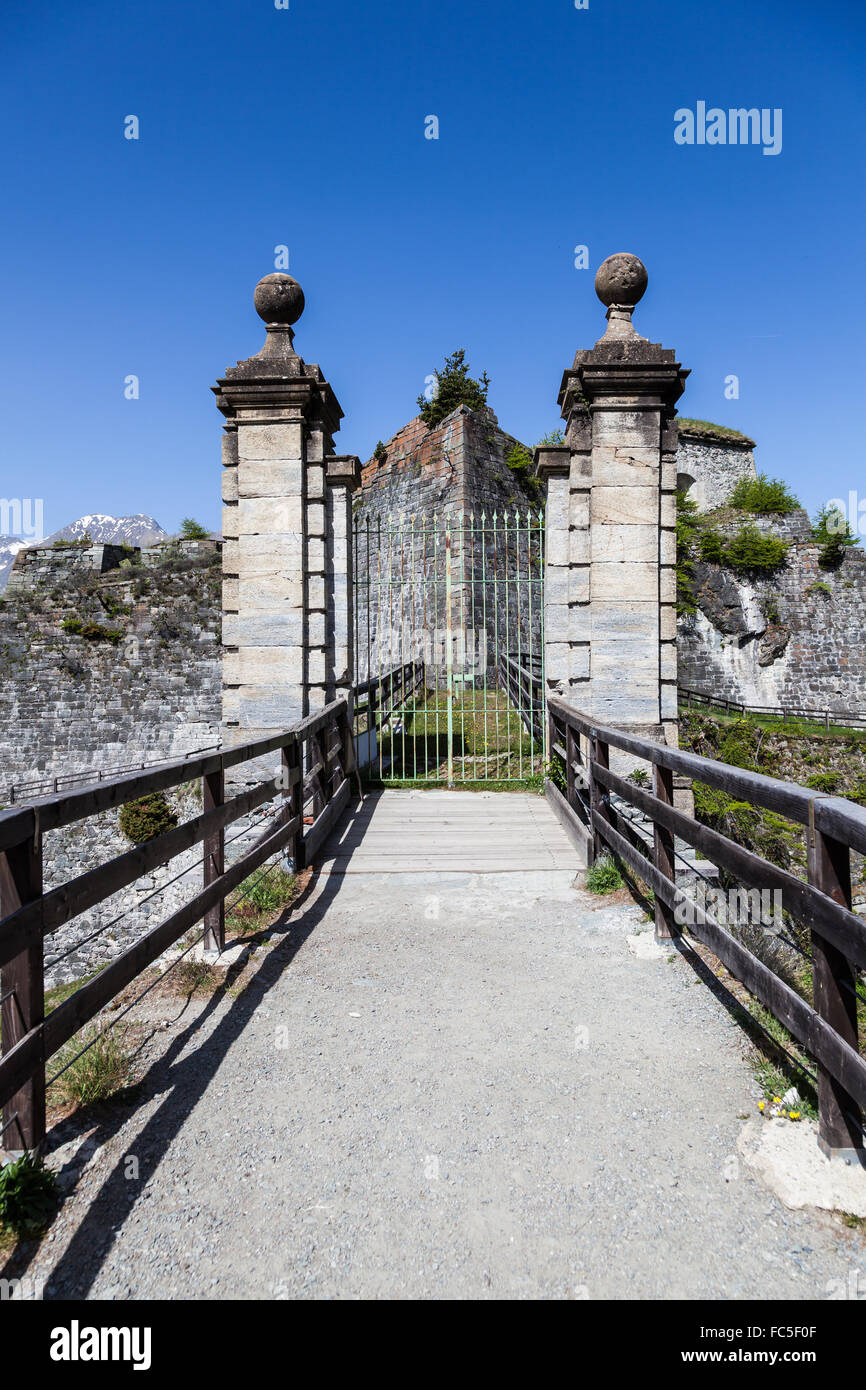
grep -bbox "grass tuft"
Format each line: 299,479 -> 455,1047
585,855 -> 624,895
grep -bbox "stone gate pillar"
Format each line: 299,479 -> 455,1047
536,253 -> 689,750
214,274 -> 358,753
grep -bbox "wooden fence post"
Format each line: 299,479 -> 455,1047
565,723 -> 576,811
202,766 -> 225,955
0,822 -> 45,1151
652,762 -> 677,940
589,731 -> 609,863
808,818 -> 863,1156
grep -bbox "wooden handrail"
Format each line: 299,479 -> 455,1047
0,696 -> 358,1151
546,694 -> 866,1158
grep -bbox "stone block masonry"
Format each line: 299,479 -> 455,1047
676,425 -> 757,512
214,274 -> 359,767
537,252 -> 688,751
0,542 -> 223,986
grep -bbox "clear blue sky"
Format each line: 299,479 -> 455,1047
1,0 -> 863,536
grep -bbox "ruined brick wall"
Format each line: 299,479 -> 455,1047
353,406 -> 543,686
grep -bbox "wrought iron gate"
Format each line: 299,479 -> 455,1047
353,509 -> 545,785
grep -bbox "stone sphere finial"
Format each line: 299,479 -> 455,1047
595,253 -> 648,309
254,272 -> 305,326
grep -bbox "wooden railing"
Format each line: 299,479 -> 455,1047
679,686 -> 866,731
0,697 -> 356,1153
547,695 -> 866,1158
353,661 -> 424,754
498,652 -> 543,742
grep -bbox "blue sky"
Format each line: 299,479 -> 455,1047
1,0 -> 863,536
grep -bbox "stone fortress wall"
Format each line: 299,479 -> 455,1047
353,404 -> 543,686
0,537 -> 222,986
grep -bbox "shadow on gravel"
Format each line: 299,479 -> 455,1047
3,861 -> 348,1300
669,930 -> 820,1112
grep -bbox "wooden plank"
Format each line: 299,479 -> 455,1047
0,774 -> 280,972
549,695 -> 819,827
303,780 -> 352,863
653,763 -> 677,940
0,696 -> 348,852
594,811 -> 866,1115
203,766 -> 225,954
544,780 -> 591,858
809,818 -> 863,1153
593,761 -> 866,971
0,812 -> 304,1115
0,825 -> 44,1150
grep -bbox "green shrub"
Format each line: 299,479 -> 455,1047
505,443 -> 543,502
806,580 -> 832,597
698,528 -> 726,564
722,525 -> 789,575
179,517 -> 210,540
676,493 -> 700,614
119,793 -> 178,843
0,1153 -> 57,1238
536,428 -> 565,446
812,503 -> 856,547
586,855 -> 624,894
61,617 -> 123,643
416,348 -> 490,429
729,472 -> 800,514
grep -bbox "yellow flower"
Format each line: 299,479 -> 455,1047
789,1111 -> 801,1120
758,1100 -> 765,1111
773,1097 -> 782,1104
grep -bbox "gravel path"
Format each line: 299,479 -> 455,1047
12,845 -> 866,1300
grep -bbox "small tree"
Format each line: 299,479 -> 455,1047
813,503 -> 856,569
416,349 -> 490,429
179,517 -> 209,540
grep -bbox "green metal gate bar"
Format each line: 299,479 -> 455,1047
353,508 -> 545,786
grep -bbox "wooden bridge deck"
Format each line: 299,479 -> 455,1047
320,790 -> 577,874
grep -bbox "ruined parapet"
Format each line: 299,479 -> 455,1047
676,422 -> 757,511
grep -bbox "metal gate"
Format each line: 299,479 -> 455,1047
353,509 -> 545,786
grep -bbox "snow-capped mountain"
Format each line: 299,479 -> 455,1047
0,535 -> 26,590
41,514 -> 168,548
0,515 -> 169,591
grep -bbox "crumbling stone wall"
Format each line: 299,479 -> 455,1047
0,542 -> 221,791
678,515 -> 866,712
354,405 -> 543,685
676,426 -> 757,511
0,544 -> 223,985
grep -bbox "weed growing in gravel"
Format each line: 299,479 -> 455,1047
51,1023 -> 132,1108
226,866 -> 297,936
0,1152 -> 57,1239
586,856 -> 624,895
172,958 -> 220,996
